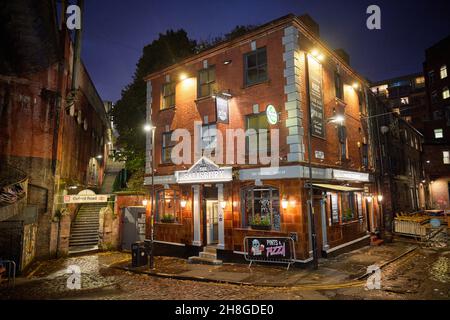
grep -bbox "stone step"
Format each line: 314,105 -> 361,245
199,251 -> 217,259
187,256 -> 222,265
203,246 -> 217,254
71,225 -> 99,230
69,238 -> 98,245
70,231 -> 98,237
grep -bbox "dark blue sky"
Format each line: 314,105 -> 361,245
81,0 -> 450,102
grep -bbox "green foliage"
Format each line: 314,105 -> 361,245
250,215 -> 271,226
161,214 -> 175,222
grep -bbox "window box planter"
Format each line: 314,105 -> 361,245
161,215 -> 176,223
250,224 -> 272,231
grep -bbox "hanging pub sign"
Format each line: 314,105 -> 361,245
265,104 -> 278,125
244,236 -> 295,269
308,56 -> 325,138
216,96 -> 229,124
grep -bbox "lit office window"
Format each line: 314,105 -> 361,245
443,87 -> 450,100
440,65 -> 448,79
443,151 -> 450,164
434,128 -> 444,139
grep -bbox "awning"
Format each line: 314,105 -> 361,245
310,183 -> 363,192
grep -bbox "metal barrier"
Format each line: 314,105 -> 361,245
243,236 -> 296,270
0,260 -> 16,288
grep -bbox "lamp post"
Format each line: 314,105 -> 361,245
144,123 -> 156,269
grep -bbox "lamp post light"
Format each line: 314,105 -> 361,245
143,123 -> 156,269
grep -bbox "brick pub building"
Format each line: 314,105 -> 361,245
144,14 -> 378,264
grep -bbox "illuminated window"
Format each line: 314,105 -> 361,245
443,87 -> 450,100
242,186 -> 280,230
161,82 -> 176,109
440,65 -> 448,79
246,113 -> 270,156
443,151 -> 450,164
415,76 -> 425,87
161,131 -> 175,164
434,128 -> 444,139
156,189 -> 181,222
400,97 -> 409,105
198,66 -> 216,98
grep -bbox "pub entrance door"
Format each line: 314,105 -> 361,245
206,200 -> 219,245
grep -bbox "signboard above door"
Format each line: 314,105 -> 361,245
175,156 -> 232,184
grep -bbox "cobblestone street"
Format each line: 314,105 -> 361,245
1,239 -> 449,300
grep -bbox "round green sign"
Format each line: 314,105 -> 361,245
266,104 -> 278,125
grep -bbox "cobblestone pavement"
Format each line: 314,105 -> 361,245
1,238 -> 449,300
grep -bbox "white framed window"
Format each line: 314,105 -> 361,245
443,87 -> 450,100
443,151 -> 450,164
201,123 -> 217,152
434,128 -> 444,139
400,97 -> 409,105
440,65 -> 448,79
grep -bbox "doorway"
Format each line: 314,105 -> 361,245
206,200 -> 219,245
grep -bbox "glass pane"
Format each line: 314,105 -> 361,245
208,68 -> 215,82
257,65 -> 267,81
199,70 -> 208,84
247,68 -> 258,84
247,53 -> 257,68
257,49 -> 267,65
200,84 -> 210,97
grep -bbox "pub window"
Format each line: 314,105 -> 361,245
244,47 -> 268,86
334,71 -> 344,100
338,125 -> 348,161
341,192 -> 356,222
434,128 -> 444,139
328,193 -> 340,224
242,186 -> 280,231
198,66 -> 217,98
443,87 -> 450,100
201,123 -> 217,153
356,193 -> 363,219
156,189 -> 181,222
246,113 -> 270,157
443,151 -> 450,164
440,65 -> 448,79
161,82 -> 176,109
431,90 -> 438,103
162,131 -> 175,164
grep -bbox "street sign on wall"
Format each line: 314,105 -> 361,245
308,56 -> 325,138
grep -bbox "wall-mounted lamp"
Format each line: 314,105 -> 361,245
143,123 -> 155,132
223,60 -> 232,65
352,82 -> 360,90
180,198 -> 187,208
366,196 -> 373,203
377,195 -> 383,202
282,197 -> 289,209
96,154 -> 103,159
142,199 -> 148,207
220,201 -> 227,209
179,73 -> 188,81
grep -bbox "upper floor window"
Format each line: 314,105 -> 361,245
443,151 -> 450,164
201,123 -> 217,153
246,113 -> 270,156
334,71 -> 344,100
244,47 -> 267,86
198,66 -> 217,98
338,125 -> 348,161
162,131 -> 175,164
440,65 -> 448,79
431,90 -> 438,103
443,87 -> 450,100
434,128 -> 444,139
429,70 -> 435,84
415,76 -> 425,87
162,82 -> 175,109
400,97 -> 409,105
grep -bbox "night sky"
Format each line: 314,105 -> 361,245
81,0 -> 450,102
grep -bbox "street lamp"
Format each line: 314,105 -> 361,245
143,123 -> 156,269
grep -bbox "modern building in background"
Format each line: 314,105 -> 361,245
423,36 -> 450,210
144,14 -> 379,264
0,1 -> 110,270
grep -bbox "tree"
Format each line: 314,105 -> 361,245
112,30 -> 196,188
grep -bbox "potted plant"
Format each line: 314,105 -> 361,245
161,214 -> 176,223
344,208 -> 353,221
250,215 -> 272,230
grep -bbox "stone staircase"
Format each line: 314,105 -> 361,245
188,246 -> 223,265
100,159 -> 124,194
69,204 -> 103,253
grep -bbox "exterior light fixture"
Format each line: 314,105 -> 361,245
221,92 -> 232,98
352,82 -> 360,90
223,60 -> 232,65
317,54 -> 325,61
179,73 -> 188,81
328,114 -> 345,124
96,154 -> 103,159
220,201 -> 227,209
289,199 -> 297,207
377,195 -> 383,202
282,197 -> 289,209
142,199 -> 148,207
426,160 -> 431,164
144,123 -> 154,132
310,49 -> 319,57
366,196 -> 373,203
180,198 -> 187,208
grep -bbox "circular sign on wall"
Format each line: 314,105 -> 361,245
266,104 -> 278,125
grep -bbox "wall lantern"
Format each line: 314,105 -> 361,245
180,198 -> 187,208
179,73 -> 188,81
220,201 -> 227,209
142,199 -> 148,207
377,195 -> 383,202
366,196 -> 373,203
282,197 -> 289,209
96,154 -> 103,159
352,82 -> 360,90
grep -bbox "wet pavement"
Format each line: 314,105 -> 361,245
1,231 -> 449,300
